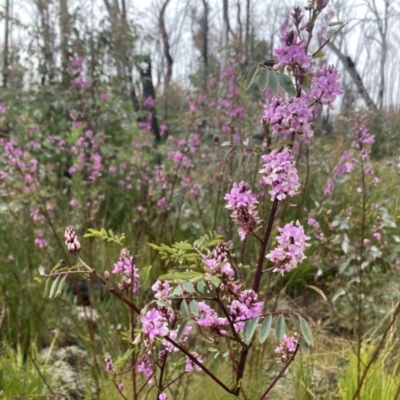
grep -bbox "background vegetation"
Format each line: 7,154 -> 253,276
1,0 -> 400,399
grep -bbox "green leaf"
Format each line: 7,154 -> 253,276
243,316 -> 259,344
258,68 -> 270,92
275,314 -> 286,342
157,300 -> 170,308
299,337 -> 310,355
221,141 -> 231,147
49,276 -> 61,299
158,271 -> 203,283
268,70 -> 279,95
172,285 -> 183,297
55,274 -> 68,297
259,315 -> 272,343
114,348 -> 134,369
180,300 -> 190,320
329,21 -> 343,26
208,276 -> 221,288
302,74 -> 312,90
38,265 -> 45,276
43,277 -> 50,298
278,73 -> 296,97
306,285 -> 327,301
327,29 -> 336,39
300,317 -> 314,346
182,281 -> 194,294
289,314 -> 301,333
197,280 -> 205,293
176,321 -> 189,342
313,50 -> 325,59
245,64 -> 259,90
189,300 -> 199,317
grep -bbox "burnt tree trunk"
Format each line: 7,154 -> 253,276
328,42 -> 377,111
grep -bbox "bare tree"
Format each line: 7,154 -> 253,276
328,41 -> 377,111
2,0 -> 10,88
361,0 -> 395,109
34,0 -> 56,85
222,0 -> 233,66
159,0 -> 173,86
59,0 -> 70,87
245,0 -> 251,60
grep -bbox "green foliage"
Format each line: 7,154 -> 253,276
84,228 -> 126,246
337,339 -> 400,400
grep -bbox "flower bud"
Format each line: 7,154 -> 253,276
104,271 -> 110,280
64,226 -> 81,254
117,283 -> 125,291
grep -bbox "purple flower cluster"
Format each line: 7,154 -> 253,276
137,355 -> 153,377
34,229 -> 48,248
185,352 -> 203,372
224,181 -> 261,240
196,301 -> 228,332
351,118 -> 375,149
228,289 -> 264,332
162,324 -> 192,353
275,30 -> 312,75
203,242 -> 235,281
141,308 -> 169,341
275,334 -> 298,360
263,97 -> 313,138
104,354 -> 115,373
324,178 -> 335,196
266,221 -> 310,275
112,249 -> 140,293
307,65 -> 344,108
152,280 -> 172,300
259,147 -> 301,201
333,151 -> 355,178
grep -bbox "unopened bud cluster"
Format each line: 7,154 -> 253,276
64,226 -> 81,254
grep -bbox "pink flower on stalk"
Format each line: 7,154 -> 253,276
159,394 -> 167,400
324,178 -> 335,196
152,280 -> 171,300
351,117 -> 374,149
112,249 -> 140,293
144,96 -> 156,107
224,181 -> 261,240
104,354 -> 115,373
266,221 -> 310,275
259,147 -> 300,201
137,355 -> 153,377
34,229 -> 48,248
188,98 -> 196,114
263,97 -> 313,138
275,334 -> 298,355
185,352 -> 203,372
0,102 -> 6,113
141,309 -> 169,340
228,289 -> 264,332
203,242 -> 235,281
274,30 -> 312,75
160,123 -> 168,137
196,301 -> 228,331
333,151 -> 355,177
69,198 -> 79,207
307,65 -> 343,108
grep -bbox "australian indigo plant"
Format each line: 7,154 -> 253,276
41,1 -> 346,398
